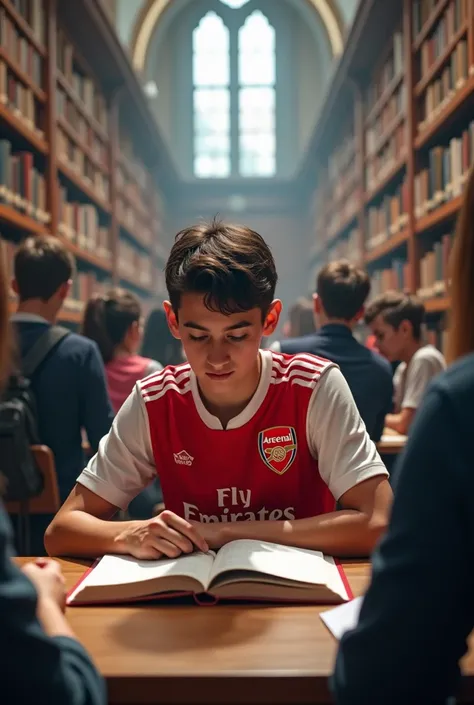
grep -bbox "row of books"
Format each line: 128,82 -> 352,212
366,84 -> 406,151
0,61 -> 42,137
58,128 -> 108,186
118,134 -> 149,193
327,135 -> 355,185
365,135 -> 405,194
414,122 -> 473,217
418,0 -> 469,80
4,0 -> 45,47
418,39 -> 469,132
366,111 -> 405,160
366,177 -> 409,250
370,259 -> 409,298
426,326 -> 448,356
0,7 -> 42,88
326,190 -> 359,240
117,199 -> 153,250
65,271 -> 113,314
412,0 -> 439,38
327,228 -> 361,266
57,89 -> 109,164
417,234 -> 452,299
56,30 -> 108,131
116,167 -> 148,217
58,188 -> 111,259
365,32 -> 404,119
118,240 -> 154,289
328,158 -> 358,206
0,139 -> 48,222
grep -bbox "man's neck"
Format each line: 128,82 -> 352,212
400,340 -> 424,365
16,300 -> 57,324
321,317 -> 354,331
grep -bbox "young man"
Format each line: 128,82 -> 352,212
11,235 -> 114,503
45,222 -> 392,560
365,292 -> 446,435
271,261 -> 393,442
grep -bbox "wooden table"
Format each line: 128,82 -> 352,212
13,557 -> 474,704
377,430 -> 407,455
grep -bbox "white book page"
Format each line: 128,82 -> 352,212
320,596 -> 364,640
209,540 -> 334,587
69,552 -> 215,602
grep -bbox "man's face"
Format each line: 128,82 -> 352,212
164,293 -> 281,400
370,313 -> 404,361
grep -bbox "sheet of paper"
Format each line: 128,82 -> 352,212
381,434 -> 407,445
320,596 -> 364,640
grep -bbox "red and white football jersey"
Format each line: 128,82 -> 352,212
138,352 -> 336,523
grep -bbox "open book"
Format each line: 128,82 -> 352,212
67,539 -> 352,606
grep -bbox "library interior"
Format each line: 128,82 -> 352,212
1,1 -> 474,704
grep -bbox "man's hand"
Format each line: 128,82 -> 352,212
22,558 -> 67,613
115,510 -> 209,559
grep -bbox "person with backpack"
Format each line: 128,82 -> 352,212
0,240 -> 105,705
6,235 -> 114,553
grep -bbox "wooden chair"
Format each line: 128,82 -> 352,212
5,445 -> 60,554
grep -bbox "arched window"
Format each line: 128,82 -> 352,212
192,2 -> 277,179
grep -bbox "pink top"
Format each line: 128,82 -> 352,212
106,355 -> 162,414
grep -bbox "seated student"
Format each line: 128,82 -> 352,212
272,261 -> 393,442
45,220 -> 392,560
332,163 -> 474,705
11,235 -> 114,504
0,242 -> 104,705
82,288 -> 162,414
141,307 -> 185,367
364,292 -> 446,435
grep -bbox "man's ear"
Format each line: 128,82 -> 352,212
353,306 -> 364,323
11,279 -> 19,295
57,280 -> 71,302
312,293 -> 322,315
163,301 -> 181,340
263,300 -> 282,337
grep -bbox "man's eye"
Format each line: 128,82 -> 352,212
228,335 -> 248,342
189,334 -> 207,342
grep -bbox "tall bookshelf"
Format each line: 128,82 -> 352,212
305,0 -> 474,356
0,0 -> 170,326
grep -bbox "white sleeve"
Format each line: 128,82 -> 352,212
77,385 -> 157,510
307,367 -> 388,501
401,357 -> 439,410
269,340 -> 281,352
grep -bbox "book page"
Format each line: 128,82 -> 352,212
320,596 -> 364,640
209,540 -> 334,587
68,551 -> 215,602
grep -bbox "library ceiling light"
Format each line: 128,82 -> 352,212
132,0 -> 343,72
144,80 -> 159,98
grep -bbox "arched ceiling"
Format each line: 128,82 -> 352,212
130,0 -> 345,73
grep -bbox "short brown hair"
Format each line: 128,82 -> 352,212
365,291 -> 425,341
14,235 -> 74,302
165,218 -> 277,316
316,260 -> 370,320
82,288 -> 141,364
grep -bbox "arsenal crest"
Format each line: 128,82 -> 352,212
258,426 -> 297,475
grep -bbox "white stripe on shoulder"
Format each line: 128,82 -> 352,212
270,376 -> 315,389
272,355 -> 329,378
140,369 -> 191,395
142,381 -> 192,403
139,364 -> 191,392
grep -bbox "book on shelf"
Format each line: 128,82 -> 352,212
0,7 -> 43,87
414,121 -> 473,217
327,227 -> 361,265
66,539 -> 352,607
326,191 -> 359,239
57,129 -> 109,202
0,61 -> 43,137
0,139 -> 49,222
418,0 -> 468,79
56,30 -> 108,131
370,259 -> 409,298
365,31 -> 404,117
366,176 -> 408,250
118,238 -> 153,289
365,87 -> 406,159
65,270 -> 112,314
58,187 -> 110,258
417,234 -> 452,299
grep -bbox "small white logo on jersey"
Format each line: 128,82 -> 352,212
174,450 -> 194,466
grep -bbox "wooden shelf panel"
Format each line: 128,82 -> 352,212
58,117 -> 109,175
364,228 -> 409,264
413,0 -> 451,52
0,48 -> 46,102
0,102 -> 48,153
423,295 -> 450,313
415,195 -> 463,233
57,73 -> 109,143
58,160 -> 111,214
365,72 -> 404,127
415,75 -> 474,148
0,203 -> 48,234
414,24 -> 468,97
2,0 -> 47,56
59,236 -> 113,273
365,153 -> 406,205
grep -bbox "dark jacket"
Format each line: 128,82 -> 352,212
280,324 -> 393,441
0,503 -> 105,705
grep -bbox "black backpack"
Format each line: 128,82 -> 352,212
0,325 -> 70,502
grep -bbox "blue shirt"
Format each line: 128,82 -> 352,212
12,316 -> 114,501
279,325 -> 393,441
332,352 -> 474,705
